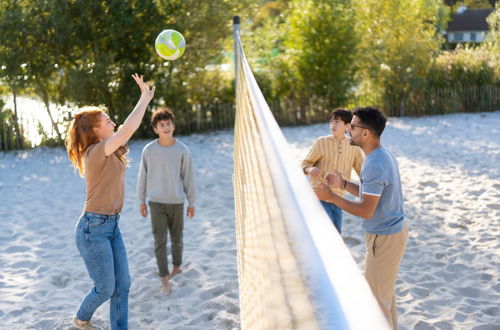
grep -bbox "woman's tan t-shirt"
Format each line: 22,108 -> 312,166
84,140 -> 125,215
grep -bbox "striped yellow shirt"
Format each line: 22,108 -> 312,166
302,136 -> 364,196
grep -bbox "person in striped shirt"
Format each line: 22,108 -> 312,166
302,108 -> 364,233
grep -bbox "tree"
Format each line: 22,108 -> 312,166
1,0 -> 260,145
0,0 -> 30,148
353,0 -> 445,116
283,0 -> 358,116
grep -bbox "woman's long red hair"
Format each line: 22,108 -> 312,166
66,107 -> 127,176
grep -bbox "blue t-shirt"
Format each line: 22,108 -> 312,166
360,146 -> 404,235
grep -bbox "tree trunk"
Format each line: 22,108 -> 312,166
399,96 -> 406,117
41,90 -> 64,145
300,97 -> 307,124
11,85 -> 24,149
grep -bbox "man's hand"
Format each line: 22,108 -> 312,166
187,206 -> 195,219
306,166 -> 321,177
140,203 -> 148,218
313,183 -> 335,202
325,170 -> 344,189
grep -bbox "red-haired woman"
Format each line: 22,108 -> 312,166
66,74 -> 155,329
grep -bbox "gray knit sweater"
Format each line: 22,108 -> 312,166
137,139 -> 196,206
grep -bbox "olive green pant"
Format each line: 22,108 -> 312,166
148,202 -> 184,277
365,225 -> 408,330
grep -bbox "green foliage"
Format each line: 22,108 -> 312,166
0,0 -> 260,141
427,45 -> 499,87
284,0 -> 358,107
36,120 -> 61,147
0,105 -> 31,150
0,0 -> 32,106
237,0 -> 290,100
1,0 -> 499,149
483,1 -> 500,54
354,0 -> 445,115
426,4 -> 499,87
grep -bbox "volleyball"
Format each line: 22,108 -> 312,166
155,29 -> 186,61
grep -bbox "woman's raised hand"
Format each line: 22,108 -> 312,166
132,73 -> 155,101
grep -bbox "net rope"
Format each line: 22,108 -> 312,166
232,29 -> 389,329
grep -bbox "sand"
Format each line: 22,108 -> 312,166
0,111 -> 498,329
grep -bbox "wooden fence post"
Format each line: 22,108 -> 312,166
195,104 -> 201,131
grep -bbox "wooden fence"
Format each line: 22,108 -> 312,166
381,85 -> 500,117
1,85 -> 499,151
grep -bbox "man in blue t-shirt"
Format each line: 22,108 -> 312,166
314,107 -> 408,330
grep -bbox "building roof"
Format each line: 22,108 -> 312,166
447,8 -> 493,32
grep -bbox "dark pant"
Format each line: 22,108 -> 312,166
75,212 -> 130,330
148,202 -> 184,277
320,200 -> 343,233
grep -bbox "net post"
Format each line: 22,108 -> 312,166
233,16 -> 241,92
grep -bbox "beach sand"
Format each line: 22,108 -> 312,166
0,111 -> 499,329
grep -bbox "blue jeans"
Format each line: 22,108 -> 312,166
320,200 -> 343,233
75,212 -> 131,330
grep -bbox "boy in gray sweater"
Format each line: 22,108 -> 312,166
137,107 -> 196,292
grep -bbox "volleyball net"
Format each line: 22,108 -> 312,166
232,18 -> 389,329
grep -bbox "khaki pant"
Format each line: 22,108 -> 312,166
365,225 -> 408,330
149,202 -> 184,277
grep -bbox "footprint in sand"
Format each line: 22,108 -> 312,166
138,302 -> 154,313
3,245 -> 31,253
413,320 -> 436,329
420,181 -> 439,188
453,311 -> 468,322
486,203 -> 500,210
206,250 -> 216,257
480,273 -> 493,283
213,315 -> 238,329
183,268 -> 200,279
224,301 -> 239,314
199,284 -> 225,300
470,189 -> 486,197
11,260 -> 40,270
410,287 -> 430,298
343,236 -> 361,247
483,306 -> 499,317
458,287 -> 481,298
36,266 -> 50,275
432,321 -> 454,329
50,272 -> 71,288
6,306 -> 34,318
445,262 -> 469,273
447,222 -> 468,230
175,284 -> 197,296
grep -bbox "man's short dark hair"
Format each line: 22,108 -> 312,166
329,108 -> 353,124
353,107 -> 387,137
151,107 -> 175,128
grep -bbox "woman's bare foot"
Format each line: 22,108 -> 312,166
161,275 -> 171,294
169,266 -> 182,278
73,317 -> 95,329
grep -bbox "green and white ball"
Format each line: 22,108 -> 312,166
155,29 -> 186,61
